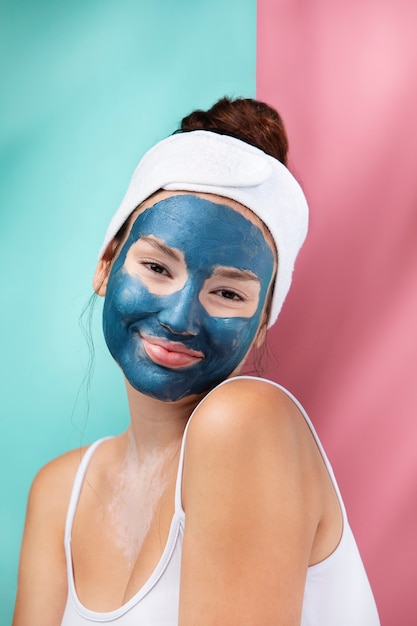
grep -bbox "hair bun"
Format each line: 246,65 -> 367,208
180,97 -> 288,166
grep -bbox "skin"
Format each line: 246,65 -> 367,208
13,191 -> 343,626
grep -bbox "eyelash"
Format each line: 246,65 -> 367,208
142,260 -> 171,277
214,289 -> 245,302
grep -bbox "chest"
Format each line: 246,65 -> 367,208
70,456 -> 178,612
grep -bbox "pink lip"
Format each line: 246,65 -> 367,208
141,335 -> 204,369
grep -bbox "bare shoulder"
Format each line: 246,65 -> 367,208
182,377 -> 318,511
13,446 -> 89,626
185,377 -> 305,458
28,445 -> 88,519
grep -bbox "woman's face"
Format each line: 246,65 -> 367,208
99,193 -> 275,402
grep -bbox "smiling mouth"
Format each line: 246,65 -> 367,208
141,335 -> 205,369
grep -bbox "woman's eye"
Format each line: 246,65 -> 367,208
216,289 -> 244,301
144,261 -> 170,276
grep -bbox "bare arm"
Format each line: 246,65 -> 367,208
13,450 -> 81,626
179,379 -> 323,626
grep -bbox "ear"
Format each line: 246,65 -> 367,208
93,259 -> 110,296
92,240 -> 118,296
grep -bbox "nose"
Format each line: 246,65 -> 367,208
158,282 -> 202,336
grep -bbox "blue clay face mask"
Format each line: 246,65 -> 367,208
102,195 -> 275,401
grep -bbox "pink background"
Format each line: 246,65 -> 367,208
257,1 -> 417,624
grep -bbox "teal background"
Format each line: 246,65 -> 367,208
0,1 -> 255,621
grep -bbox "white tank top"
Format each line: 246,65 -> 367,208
61,376 -> 380,625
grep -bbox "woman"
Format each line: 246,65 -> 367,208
13,97 -> 380,625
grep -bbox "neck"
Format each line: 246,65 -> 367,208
123,378 -> 205,459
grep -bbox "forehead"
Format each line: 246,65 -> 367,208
127,194 -> 274,273
138,190 -> 275,245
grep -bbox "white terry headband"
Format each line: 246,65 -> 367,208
98,130 -> 309,327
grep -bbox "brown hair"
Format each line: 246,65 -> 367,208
179,96 -> 289,166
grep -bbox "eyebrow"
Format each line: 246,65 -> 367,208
139,236 -> 182,262
137,238 -> 259,282
212,267 -> 260,283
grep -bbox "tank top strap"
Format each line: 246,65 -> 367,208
64,437 -> 113,545
174,410 -> 194,517
265,378 -> 348,520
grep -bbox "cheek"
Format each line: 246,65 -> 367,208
103,270 -> 155,327
207,315 -> 260,360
